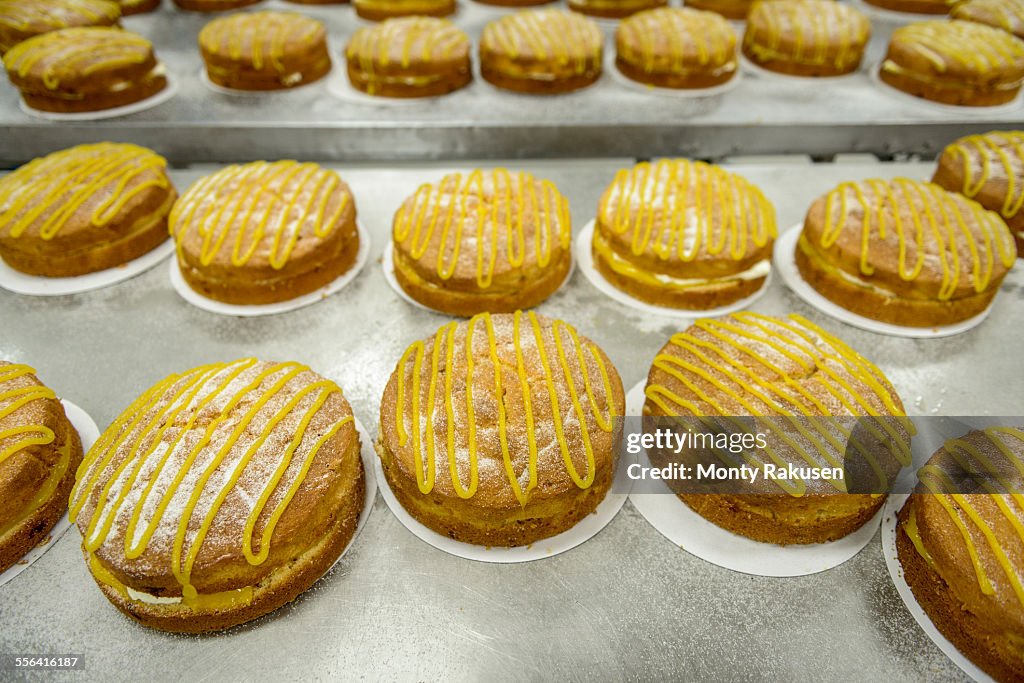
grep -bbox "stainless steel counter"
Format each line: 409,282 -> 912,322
0,158 -> 1019,682
1,0 -> 1022,164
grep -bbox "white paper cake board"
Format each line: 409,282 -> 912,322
0,241 -> 174,296
773,225 -> 992,338
576,220 -> 771,321
0,400 -> 99,588
374,438 -> 630,563
740,54 -> 861,83
880,493 -> 995,683
169,221 -> 370,317
624,381 -> 882,577
869,61 -> 1023,116
608,52 -> 743,99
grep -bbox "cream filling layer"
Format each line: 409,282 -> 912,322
881,59 -> 1023,91
595,229 -> 769,290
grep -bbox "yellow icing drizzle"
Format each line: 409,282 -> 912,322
481,9 -> 603,74
598,159 -> 776,263
0,0 -> 120,36
891,20 -> 1024,73
346,16 -> 468,77
0,143 -> 169,242
3,27 -> 152,90
616,8 -> 737,75
744,0 -> 869,70
953,0 -> 1024,37
643,312 -> 912,495
0,362 -> 56,464
199,11 -> 323,73
945,131 -> 1024,220
70,359 -> 354,606
917,427 -> 1024,608
392,168 -> 570,288
818,177 -> 1017,300
169,160 -> 349,271
393,311 -> 619,506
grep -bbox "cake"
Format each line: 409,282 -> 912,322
0,0 -> 120,56
285,0 -> 347,5
173,0 -> 262,10
0,143 -> 176,277
592,159 -> 776,310
199,11 -> 331,91
3,27 -> 167,113
0,362 -> 84,574
865,0 -> 952,14
615,7 -> 738,89
170,161 -> 360,305
953,0 -> 1024,40
796,177 -> 1018,327
685,0 -> 754,21
376,311 -> 625,547
568,0 -> 665,19
474,0 -> 556,6
345,17 -> 471,97
479,9 -> 603,94
643,312 -> 911,545
742,0 -> 871,77
896,427 -> 1024,683
116,0 -> 158,13
70,358 -> 366,633
390,168 -> 572,316
932,131 -> 1024,256
353,0 -> 455,20
879,20 -> 1024,107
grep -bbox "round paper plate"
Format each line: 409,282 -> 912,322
773,224 -> 992,338
0,241 -> 175,296
740,54 -> 862,83
625,381 -> 884,577
576,220 -> 772,321
169,221 -> 370,317
0,400 -> 100,588
880,493 -> 995,683
324,70 -> 462,107
609,53 -> 742,99
374,447 -> 630,563
200,67 -> 329,98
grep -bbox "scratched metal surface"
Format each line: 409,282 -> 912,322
0,158 -> 1019,681
1,0 -> 1023,163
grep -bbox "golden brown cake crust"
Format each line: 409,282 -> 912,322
0,142 -> 176,277
0,362 -> 84,574
879,21 -> 1024,106
685,0 -> 754,20
345,17 -> 471,98
865,0 -> 951,13
798,177 -> 1017,327
932,131 -> 1024,241
568,0 -> 665,19
642,312 -> 908,545
593,159 -> 776,310
896,428 -> 1024,683
173,0 -> 262,10
376,312 -> 625,547
170,161 -> 360,305
480,9 -> 603,94
0,0 -> 121,55
71,359 -> 366,633
391,169 -> 572,316
953,0 -> 1024,40
199,11 -> 331,91
742,0 -> 870,77
117,0 -> 159,14
3,27 -> 166,112
615,8 -> 737,89
353,0 -> 454,20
